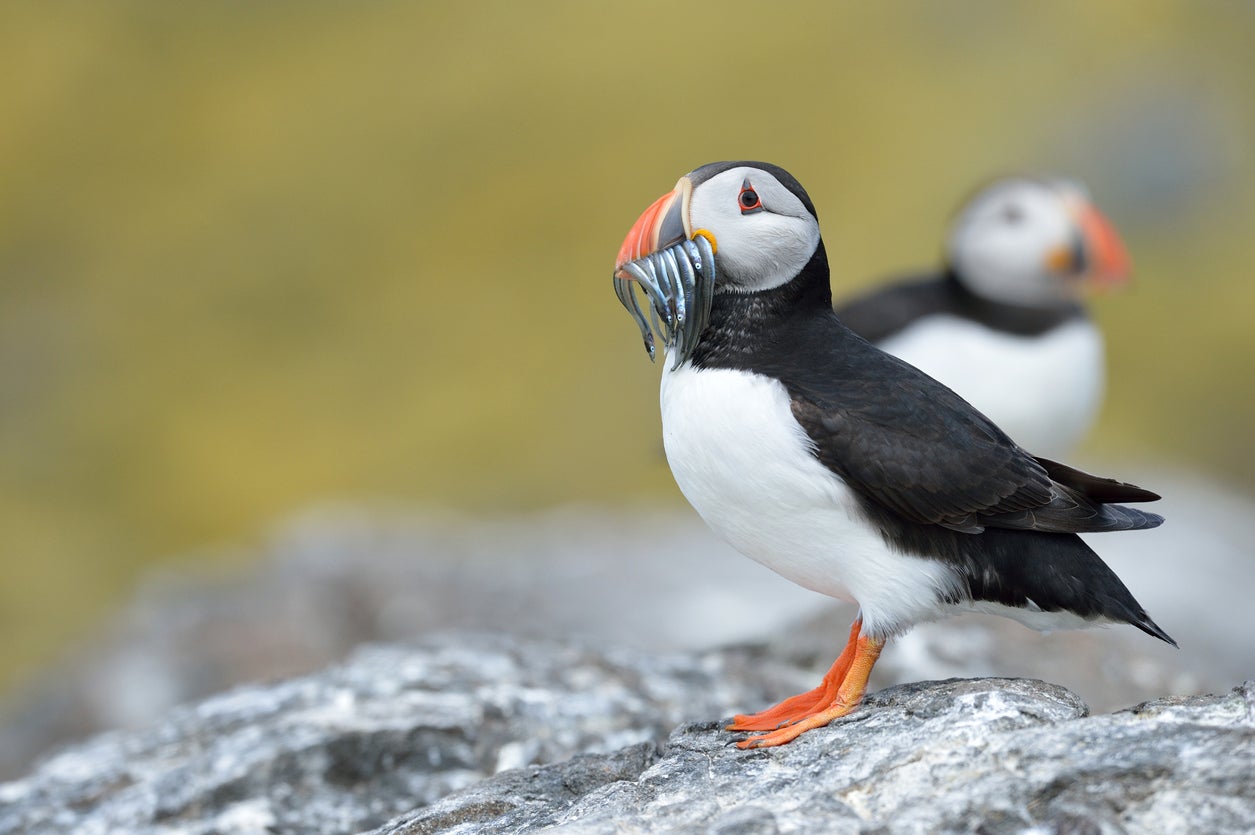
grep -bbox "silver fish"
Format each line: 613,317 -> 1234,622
612,235 -> 716,369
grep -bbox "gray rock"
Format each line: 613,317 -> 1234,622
2,630 -> 1251,835
8,481 -> 1253,781
375,678 -> 1255,835
0,508 -> 828,782
0,633 -> 787,835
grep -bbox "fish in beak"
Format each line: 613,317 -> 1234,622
612,176 -> 717,368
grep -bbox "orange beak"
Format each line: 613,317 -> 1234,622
1075,201 -> 1132,288
614,177 -> 693,272
1046,198 -> 1132,290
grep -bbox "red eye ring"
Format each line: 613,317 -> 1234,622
738,181 -> 763,214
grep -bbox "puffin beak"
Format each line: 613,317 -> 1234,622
1075,201 -> 1132,288
612,177 -> 716,368
1046,199 -> 1132,290
616,180 -> 691,267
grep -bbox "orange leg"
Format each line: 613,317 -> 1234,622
731,621 -> 885,749
726,619 -> 862,731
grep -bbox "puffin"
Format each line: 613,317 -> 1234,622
611,161 -> 1172,749
835,177 -> 1132,458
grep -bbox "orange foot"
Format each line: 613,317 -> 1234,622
726,618 -> 884,749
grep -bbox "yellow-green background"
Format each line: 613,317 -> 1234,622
2,1 -> 1252,697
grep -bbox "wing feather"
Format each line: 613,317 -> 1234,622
785,344 -> 1160,534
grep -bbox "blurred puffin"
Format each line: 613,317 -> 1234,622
835,177 -> 1131,457
612,161 -> 1171,749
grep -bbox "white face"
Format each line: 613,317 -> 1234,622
687,166 -> 821,293
946,178 -> 1085,308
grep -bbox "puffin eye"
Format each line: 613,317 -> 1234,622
738,181 -> 764,214
1001,204 -> 1024,224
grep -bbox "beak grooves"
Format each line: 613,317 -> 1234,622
617,191 -> 678,267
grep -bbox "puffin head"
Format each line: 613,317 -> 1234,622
613,161 -> 821,365
945,177 -> 1131,309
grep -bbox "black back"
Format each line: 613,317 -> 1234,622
835,269 -> 1087,342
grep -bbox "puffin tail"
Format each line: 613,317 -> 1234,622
962,529 -> 1177,647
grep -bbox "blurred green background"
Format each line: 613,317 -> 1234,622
2,1 -> 1253,698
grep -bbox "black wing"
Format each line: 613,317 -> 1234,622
784,325 -> 1161,535
834,272 -> 952,343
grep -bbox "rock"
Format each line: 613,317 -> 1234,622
8,485 -> 1253,781
374,743 -> 665,835
0,632 -> 787,835
373,678 -> 1255,835
1,631 -> 1251,835
0,507 -> 827,782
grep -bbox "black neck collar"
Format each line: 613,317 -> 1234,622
941,267 -> 1086,336
691,241 -> 835,369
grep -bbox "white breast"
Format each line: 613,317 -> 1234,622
877,317 -> 1104,458
659,363 -> 959,638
